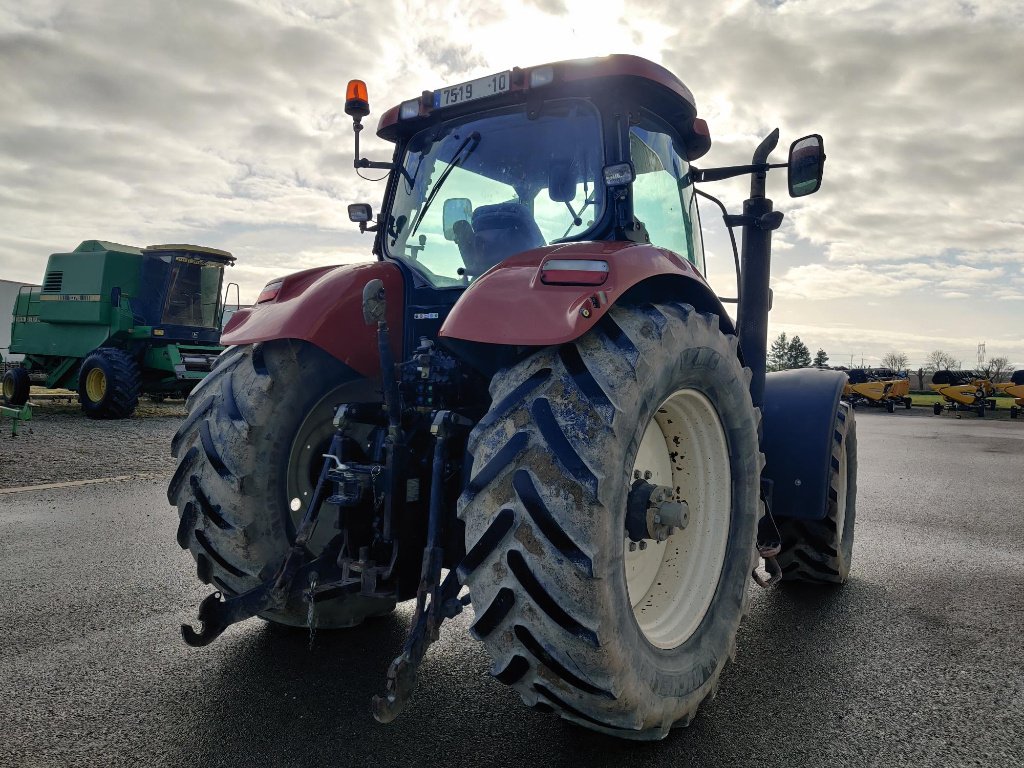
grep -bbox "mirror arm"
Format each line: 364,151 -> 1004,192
693,163 -> 769,183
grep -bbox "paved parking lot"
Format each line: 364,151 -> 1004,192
0,408 -> 1021,767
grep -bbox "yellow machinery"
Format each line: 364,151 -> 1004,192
993,370 -> 1024,419
929,370 -> 996,417
843,368 -> 912,413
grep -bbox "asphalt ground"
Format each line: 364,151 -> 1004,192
0,408 -> 1021,767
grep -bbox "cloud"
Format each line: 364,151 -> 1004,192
0,0 -> 1019,362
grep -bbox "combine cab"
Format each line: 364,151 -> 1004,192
169,55 -> 856,739
1,241 -> 235,418
994,370 -> 1024,419
929,369 -> 996,417
843,367 -> 912,413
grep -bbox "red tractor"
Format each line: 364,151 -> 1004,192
169,55 -> 855,739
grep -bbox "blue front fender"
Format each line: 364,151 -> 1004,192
762,369 -> 848,520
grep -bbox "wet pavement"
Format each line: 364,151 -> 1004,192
0,409 -> 1021,767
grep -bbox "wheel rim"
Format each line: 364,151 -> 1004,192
2,376 -> 12,399
285,384 -> 373,550
85,368 -> 107,402
625,388 -> 731,650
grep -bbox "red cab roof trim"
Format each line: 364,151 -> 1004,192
375,54 -> 698,140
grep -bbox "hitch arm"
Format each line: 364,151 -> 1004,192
181,434 -> 346,646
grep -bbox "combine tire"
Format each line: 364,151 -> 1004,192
885,399 -> 895,413
78,348 -> 141,419
458,302 -> 761,739
933,402 -> 942,415
168,340 -> 394,628
775,402 -> 857,584
1,366 -> 30,406
1011,406 -> 1018,419
904,397 -> 912,409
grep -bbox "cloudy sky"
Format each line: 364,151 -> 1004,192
1,0 -> 1021,368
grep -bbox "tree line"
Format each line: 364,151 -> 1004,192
766,333 -> 1016,384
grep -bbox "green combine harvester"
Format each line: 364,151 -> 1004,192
1,240 -> 235,419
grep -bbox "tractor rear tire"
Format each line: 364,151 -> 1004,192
1,366 -> 30,406
775,402 -> 857,584
458,302 -> 761,739
168,340 -> 395,628
78,348 -> 141,419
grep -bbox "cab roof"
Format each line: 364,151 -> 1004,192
375,54 -> 710,159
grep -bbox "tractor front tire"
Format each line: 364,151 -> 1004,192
168,340 -> 394,628
458,302 -> 761,739
78,348 -> 141,419
2,366 -> 30,406
775,402 -> 857,584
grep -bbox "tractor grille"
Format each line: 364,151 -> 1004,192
43,271 -> 63,292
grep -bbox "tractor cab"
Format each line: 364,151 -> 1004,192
136,245 -> 236,343
349,57 -> 715,292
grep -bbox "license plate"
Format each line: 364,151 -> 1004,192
433,71 -> 510,108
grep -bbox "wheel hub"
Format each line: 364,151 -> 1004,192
625,478 -> 689,543
85,368 -> 107,402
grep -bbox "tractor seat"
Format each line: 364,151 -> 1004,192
470,202 -> 545,268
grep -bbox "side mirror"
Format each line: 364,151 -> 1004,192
788,134 -> 825,197
548,161 -> 577,203
442,198 -> 473,241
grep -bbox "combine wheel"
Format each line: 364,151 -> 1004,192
977,404 -> 985,418
775,402 -> 857,584
904,397 -> 913,409
987,399 -> 997,411
1,366 -> 30,406
885,399 -> 895,413
1011,406 -> 1018,419
168,340 -> 394,628
459,302 -> 761,739
932,402 -> 942,416
78,348 -> 141,419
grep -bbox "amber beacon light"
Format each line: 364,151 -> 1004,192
345,79 -> 370,118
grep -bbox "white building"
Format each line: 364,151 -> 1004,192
1,278 -> 37,363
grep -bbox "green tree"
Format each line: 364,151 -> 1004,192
813,348 -> 829,368
767,332 -> 789,372
786,335 -> 813,369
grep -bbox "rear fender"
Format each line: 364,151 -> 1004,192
762,369 -> 848,521
221,262 -> 403,378
439,241 -> 732,346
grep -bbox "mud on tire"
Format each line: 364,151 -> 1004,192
458,302 -> 762,740
775,402 -> 857,584
168,340 -> 395,627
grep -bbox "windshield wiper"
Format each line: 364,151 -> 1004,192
410,132 -> 481,237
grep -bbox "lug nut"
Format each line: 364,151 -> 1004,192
643,470 -> 652,480
638,541 -> 648,551
628,542 -> 637,552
